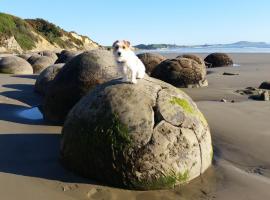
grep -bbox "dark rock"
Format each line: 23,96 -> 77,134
259,81 -> 270,90
55,50 -> 80,64
34,63 -> 65,96
137,53 -> 166,75
177,54 -> 204,65
151,57 -> 207,88
42,50 -> 121,124
223,72 -> 239,76
204,53 -> 233,68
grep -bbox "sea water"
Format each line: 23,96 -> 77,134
137,47 -> 270,54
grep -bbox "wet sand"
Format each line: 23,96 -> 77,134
0,53 -> 270,199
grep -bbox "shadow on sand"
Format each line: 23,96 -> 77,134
12,74 -> 38,80
0,133 -> 95,184
0,103 -> 47,125
1,84 -> 42,106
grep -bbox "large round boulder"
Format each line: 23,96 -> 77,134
17,54 -> 33,60
43,50 -> 121,124
151,57 -> 208,88
259,81 -> 270,90
34,63 -> 65,96
177,54 -> 204,65
204,53 -> 233,68
55,50 -> 80,64
137,53 -> 166,75
38,50 -> 58,61
0,56 -> 33,74
28,55 -> 57,74
61,77 -> 212,190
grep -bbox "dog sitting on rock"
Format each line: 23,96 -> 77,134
112,40 -> 145,84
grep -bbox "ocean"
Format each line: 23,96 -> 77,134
137,47 -> 270,54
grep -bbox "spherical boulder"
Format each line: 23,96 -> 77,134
34,63 -> 65,96
177,54 -> 204,65
28,55 -> 57,74
55,50 -> 80,64
0,56 -> 33,74
61,77 -> 212,190
151,57 -> 208,88
38,50 -> 58,61
17,54 -> 33,60
43,50 -> 121,124
204,53 -> 233,68
137,53 -> 166,75
259,81 -> 270,90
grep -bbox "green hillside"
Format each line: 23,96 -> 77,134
0,13 -> 37,50
0,12 -> 99,52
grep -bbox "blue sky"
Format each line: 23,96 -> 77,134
0,0 -> 269,45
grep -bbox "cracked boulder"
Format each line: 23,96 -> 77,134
177,54 -> 204,65
60,76 -> 212,190
137,53 -> 166,75
42,50 -> 121,124
152,57 -> 208,88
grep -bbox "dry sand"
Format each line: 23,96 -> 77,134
0,53 -> 270,199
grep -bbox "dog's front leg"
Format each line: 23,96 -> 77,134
131,69 -> 137,84
122,65 -> 129,82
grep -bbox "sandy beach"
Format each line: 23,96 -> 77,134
0,53 -> 270,199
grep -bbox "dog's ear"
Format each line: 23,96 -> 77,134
112,40 -> 119,47
124,40 -> 131,47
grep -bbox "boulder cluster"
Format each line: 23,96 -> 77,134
0,49 -> 216,190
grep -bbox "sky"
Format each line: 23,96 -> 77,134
0,0 -> 270,46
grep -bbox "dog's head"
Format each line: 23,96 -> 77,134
112,40 -> 132,62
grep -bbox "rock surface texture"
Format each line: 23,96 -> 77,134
43,50 -> 121,124
152,57 -> 208,88
61,77 -> 212,190
137,53 -> 166,75
0,56 -> 33,74
204,53 -> 233,68
34,63 -> 65,95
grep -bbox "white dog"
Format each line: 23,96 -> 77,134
112,40 -> 145,84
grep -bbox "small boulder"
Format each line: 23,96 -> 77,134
137,53 -> 166,75
55,50 -> 80,64
204,53 -> 233,68
0,56 -> 33,74
223,72 -> 239,76
261,91 -> 269,101
61,77 -> 212,190
34,63 -> 65,96
259,81 -> 270,90
152,57 -> 207,88
28,55 -> 57,74
43,50 -> 121,124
